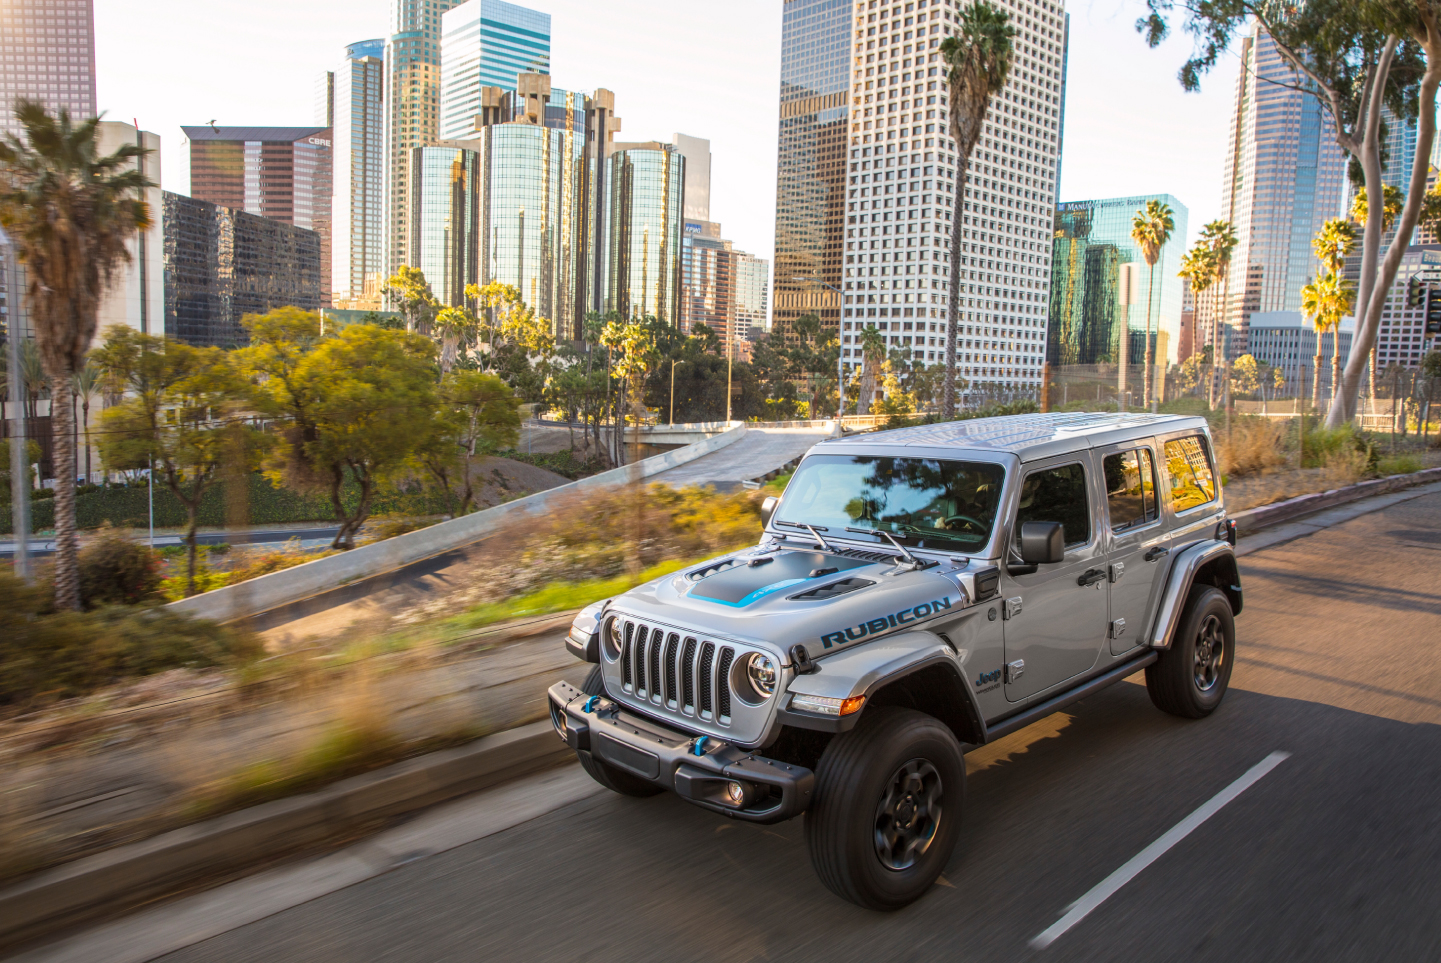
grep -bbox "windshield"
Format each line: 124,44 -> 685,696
774,454 -> 1005,550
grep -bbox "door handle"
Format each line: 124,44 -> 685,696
1144,546 -> 1170,562
1077,568 -> 1107,587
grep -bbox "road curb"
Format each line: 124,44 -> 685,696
0,721 -> 569,953
1230,467 -> 1441,537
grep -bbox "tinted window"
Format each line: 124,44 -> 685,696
1163,435 -> 1218,511
1016,462 -> 1090,547
1104,448 -> 1158,530
775,454 -> 1005,549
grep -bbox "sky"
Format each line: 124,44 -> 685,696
93,0 -> 1246,268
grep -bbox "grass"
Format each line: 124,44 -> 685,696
762,471 -> 793,494
443,557 -> 698,632
1377,453 -> 1423,475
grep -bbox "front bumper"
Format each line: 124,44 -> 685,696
547,680 -> 814,824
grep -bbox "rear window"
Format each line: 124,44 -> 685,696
1163,435 -> 1217,511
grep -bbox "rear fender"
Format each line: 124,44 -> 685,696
1148,541 -> 1242,649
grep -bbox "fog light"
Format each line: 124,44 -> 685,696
551,706 -> 568,741
725,781 -> 745,805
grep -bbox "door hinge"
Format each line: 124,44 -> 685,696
1110,618 -> 1126,639
1005,659 -> 1025,683
1109,562 -> 1125,583
1003,596 -> 1023,619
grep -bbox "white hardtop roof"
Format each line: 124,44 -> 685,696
814,411 -> 1207,462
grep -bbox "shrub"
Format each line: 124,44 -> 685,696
1377,454 -> 1422,476
78,528 -> 163,607
1215,417 -> 1289,478
0,570 -> 262,707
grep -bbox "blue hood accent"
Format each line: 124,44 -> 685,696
686,551 -> 872,608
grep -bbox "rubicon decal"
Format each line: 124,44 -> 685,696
819,597 -> 953,649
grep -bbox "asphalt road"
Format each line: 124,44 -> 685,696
56,493 -> 1441,961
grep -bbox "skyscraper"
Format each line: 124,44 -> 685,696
385,0 -> 466,276
184,126 -> 333,302
1047,194 -> 1188,368
772,0 -> 852,346
681,218 -> 771,344
672,133 -> 712,221
840,0 -> 1066,394
0,0 -> 96,141
96,122 -> 164,338
1217,24 -> 1348,358
330,40 -> 387,308
607,143 -> 685,325
439,0 -> 551,140
409,145 -> 479,307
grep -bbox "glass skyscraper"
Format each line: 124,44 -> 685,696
773,0 -> 852,345
1047,194 -> 1189,367
607,145 -> 685,325
836,0 -> 1067,392
440,0 -> 551,140
1217,24 -> 1348,358
0,0 -> 96,142
384,0 -> 465,275
409,146 -> 480,307
330,40 -> 386,307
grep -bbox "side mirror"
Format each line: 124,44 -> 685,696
1019,521 -> 1065,565
760,496 -> 779,528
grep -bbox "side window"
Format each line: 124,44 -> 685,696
1016,462 -> 1091,547
1163,434 -> 1217,512
1104,448 -> 1158,531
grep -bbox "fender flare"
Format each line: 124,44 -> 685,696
777,633 -> 986,745
1148,540 -> 1241,649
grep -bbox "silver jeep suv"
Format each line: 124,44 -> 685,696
548,412 -> 1240,909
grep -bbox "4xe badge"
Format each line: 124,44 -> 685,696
818,597 -> 953,649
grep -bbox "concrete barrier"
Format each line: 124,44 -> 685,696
1230,466 -> 1441,537
168,423 -> 748,624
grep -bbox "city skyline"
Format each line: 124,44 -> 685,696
88,0 -> 1247,301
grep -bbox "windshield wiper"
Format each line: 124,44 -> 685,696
775,520 -> 832,551
845,526 -> 919,566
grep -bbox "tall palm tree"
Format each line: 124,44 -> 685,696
1311,219 -> 1357,404
1131,200 -> 1175,408
856,324 -> 887,415
0,101 -> 153,609
1301,271 -> 1353,412
1198,220 -> 1237,409
1177,244 -> 1215,394
939,1 -> 1014,420
72,358 -> 101,483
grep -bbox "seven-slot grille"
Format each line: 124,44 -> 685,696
614,616 -> 737,725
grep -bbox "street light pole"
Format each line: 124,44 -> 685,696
792,276 -> 845,426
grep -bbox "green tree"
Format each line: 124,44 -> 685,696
383,265 -> 437,335
940,1 -> 1015,419
72,359 -> 101,483
415,369 -> 521,517
1229,353 -> 1260,396
855,324 -> 887,415
433,304 -> 477,376
1199,221 -> 1237,407
238,311 -> 439,550
0,101 -> 154,609
1131,199 -> 1175,407
92,327 -> 259,595
600,318 -> 655,462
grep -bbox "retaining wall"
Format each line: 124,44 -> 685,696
168,423 -> 747,624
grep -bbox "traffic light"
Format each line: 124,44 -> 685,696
1407,275 -> 1426,308
1428,285 -> 1441,334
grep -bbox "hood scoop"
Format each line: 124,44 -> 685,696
687,551 -> 872,607
789,577 -> 875,601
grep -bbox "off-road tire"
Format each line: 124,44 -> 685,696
1146,585 -> 1235,719
805,706 -> 965,910
576,666 -> 663,797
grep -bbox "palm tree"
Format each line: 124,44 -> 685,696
1311,219 -> 1357,404
1131,200 -> 1175,408
0,101 -> 153,609
432,305 -> 475,376
939,1 -> 1014,420
856,324 -> 887,415
1301,271 -> 1353,412
1177,245 -> 1214,397
1197,220 -> 1237,408
72,358 -> 101,484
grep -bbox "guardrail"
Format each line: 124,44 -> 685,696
167,423 -> 748,624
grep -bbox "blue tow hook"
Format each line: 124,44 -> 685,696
582,696 -> 600,713
693,736 -> 709,757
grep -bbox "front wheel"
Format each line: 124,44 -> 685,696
1146,585 -> 1235,719
576,666 -> 663,797
805,706 -> 965,910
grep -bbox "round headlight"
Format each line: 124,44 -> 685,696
745,652 -> 778,699
602,616 -> 623,662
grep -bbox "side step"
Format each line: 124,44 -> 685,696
982,651 -> 1158,744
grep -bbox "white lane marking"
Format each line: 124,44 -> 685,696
10,765 -> 603,963
1031,750 -> 1291,950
